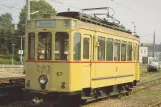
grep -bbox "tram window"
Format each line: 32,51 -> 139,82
73,33 -> 81,60
134,44 -> 137,61
121,41 -> 126,61
106,38 -> 113,61
114,40 -> 120,61
55,32 -> 69,60
98,36 -> 105,60
93,36 -> 95,61
38,32 -> 52,60
127,42 -> 132,61
28,33 -> 35,60
83,38 -> 89,59
137,44 -> 139,61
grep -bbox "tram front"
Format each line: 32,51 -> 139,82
24,15 -> 77,103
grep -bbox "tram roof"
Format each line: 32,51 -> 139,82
57,12 -> 132,34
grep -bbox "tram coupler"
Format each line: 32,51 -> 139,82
31,97 -> 43,105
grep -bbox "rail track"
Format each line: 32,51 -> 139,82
149,101 -> 161,107
0,78 -> 25,105
140,71 -> 160,77
132,77 -> 161,93
1,71 -> 161,107
84,73 -> 161,107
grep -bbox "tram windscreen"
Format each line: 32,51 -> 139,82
37,32 -> 52,60
55,32 -> 69,60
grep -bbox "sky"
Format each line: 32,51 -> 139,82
0,0 -> 161,44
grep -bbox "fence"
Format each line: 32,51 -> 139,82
0,64 -> 24,69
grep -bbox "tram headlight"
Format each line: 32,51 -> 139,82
38,75 -> 48,85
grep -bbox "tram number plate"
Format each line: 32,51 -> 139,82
56,72 -> 63,76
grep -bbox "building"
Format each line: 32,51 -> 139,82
140,43 -> 161,63
139,46 -> 148,63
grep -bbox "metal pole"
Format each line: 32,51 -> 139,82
13,45 -> 15,65
27,0 -> 30,20
132,22 -> 136,35
153,31 -> 155,59
12,44 -> 15,65
12,47 -> 13,65
24,0 -> 30,65
134,25 -> 136,35
20,36 -> 22,65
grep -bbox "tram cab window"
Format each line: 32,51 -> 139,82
121,41 -> 126,61
106,38 -> 113,61
28,33 -> 35,60
127,42 -> 132,61
114,40 -> 120,61
55,32 -> 69,60
98,36 -> 105,60
38,32 -> 52,60
73,33 -> 81,60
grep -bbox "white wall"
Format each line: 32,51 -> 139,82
139,47 -> 148,63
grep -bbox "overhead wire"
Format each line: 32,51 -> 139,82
50,0 -> 81,10
0,3 -> 22,9
111,0 -> 161,22
110,0 -> 161,38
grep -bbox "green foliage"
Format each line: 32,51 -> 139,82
0,13 -> 14,55
30,0 -> 57,19
16,0 -> 57,63
0,0 -> 57,63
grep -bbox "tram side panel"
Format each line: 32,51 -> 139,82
91,63 -> 136,88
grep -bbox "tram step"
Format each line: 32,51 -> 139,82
81,96 -> 92,100
109,92 -> 119,96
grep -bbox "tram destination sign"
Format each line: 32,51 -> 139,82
36,20 -> 56,27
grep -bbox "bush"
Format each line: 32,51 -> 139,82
0,58 -> 12,64
0,58 -> 19,64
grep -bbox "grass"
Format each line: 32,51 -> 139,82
140,69 -> 147,74
0,58 -> 19,64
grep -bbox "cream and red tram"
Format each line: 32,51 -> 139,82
24,8 -> 140,105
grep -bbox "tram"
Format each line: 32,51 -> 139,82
24,7 -> 140,105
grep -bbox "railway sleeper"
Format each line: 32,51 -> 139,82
0,82 -> 24,104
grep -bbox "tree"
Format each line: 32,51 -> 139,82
15,0 -> 57,63
18,0 -> 57,35
0,13 -> 14,58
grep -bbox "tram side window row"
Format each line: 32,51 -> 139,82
97,36 -> 138,62
27,32 -> 139,62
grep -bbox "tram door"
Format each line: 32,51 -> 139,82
82,35 -> 92,88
